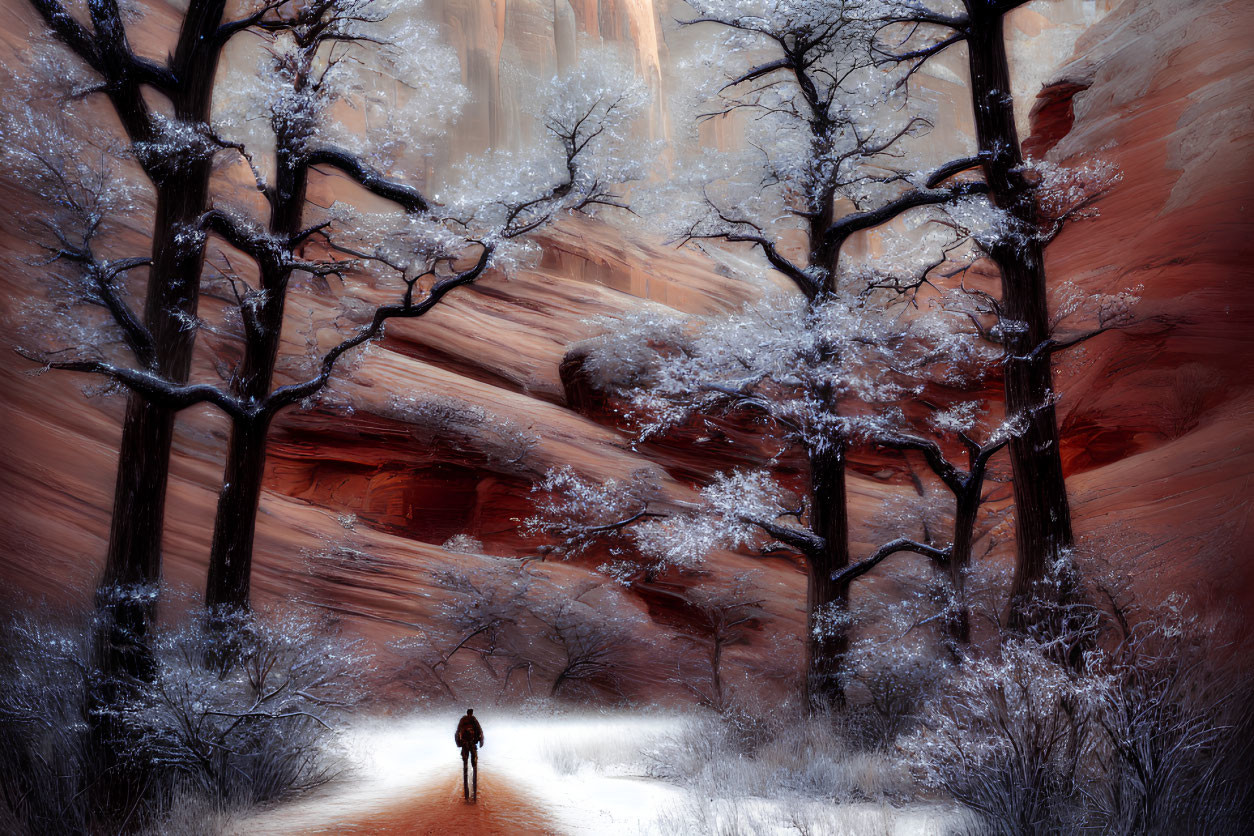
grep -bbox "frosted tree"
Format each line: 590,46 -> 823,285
524,1 -> 993,709
408,564 -> 537,698
3,0 -> 328,810
526,0 -> 1130,705
196,26 -> 645,613
672,572 -> 765,711
11,0 -> 279,691
10,0 -> 649,620
396,565 -> 636,700
665,1 -> 992,288
664,1 -> 995,706
530,290 -> 1011,707
652,0 -> 1130,650
868,402 -> 1021,648
194,0 -> 450,614
868,0 -> 1131,627
531,591 -> 635,699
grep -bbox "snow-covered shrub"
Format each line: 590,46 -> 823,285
543,741 -> 581,776
643,715 -> 728,784
1087,596 -> 1254,834
846,642 -> 948,750
531,595 -> 634,699
902,639 -> 1106,835
903,589 -> 1254,835
670,574 -> 766,712
653,792 -> 941,836
396,564 -> 640,704
135,788 -> 238,836
0,603 -> 364,834
122,608 -> 366,806
0,611 -> 94,835
645,705 -> 911,805
539,717 -> 671,777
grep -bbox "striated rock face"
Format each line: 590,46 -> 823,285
1036,0 -> 1254,606
430,0 -> 670,155
0,0 -> 1251,699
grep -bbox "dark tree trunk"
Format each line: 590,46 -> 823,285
94,0 -> 228,670
96,178 -> 216,652
83,0 -> 227,819
805,444 -> 850,712
964,10 -> 1076,624
204,149 -> 308,612
809,181 -> 839,284
205,416 -> 272,611
946,485 -> 981,649
793,140 -> 853,710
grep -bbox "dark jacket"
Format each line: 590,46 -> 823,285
455,714 -> 483,748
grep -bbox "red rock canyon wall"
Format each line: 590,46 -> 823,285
0,0 -> 1250,699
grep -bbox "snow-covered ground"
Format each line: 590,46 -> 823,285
241,710 -> 959,835
347,710 -> 690,833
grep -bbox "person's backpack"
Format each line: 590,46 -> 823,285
455,716 -> 477,747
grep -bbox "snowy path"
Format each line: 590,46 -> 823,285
235,711 -> 688,835
235,711 -> 956,835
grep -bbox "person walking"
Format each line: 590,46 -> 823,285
454,708 -> 484,800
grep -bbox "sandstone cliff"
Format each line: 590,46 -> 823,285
0,0 -> 1250,700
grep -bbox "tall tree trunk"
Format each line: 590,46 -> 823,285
96,177 -> 215,655
94,0 -> 228,670
805,444 -> 850,712
88,0 -> 227,818
204,150 -> 308,612
964,10 -> 1076,626
945,485 -> 981,650
804,190 -> 849,711
205,416 -> 273,611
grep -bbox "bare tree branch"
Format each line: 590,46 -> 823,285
831,537 -> 950,587
263,244 -> 493,413
741,516 -> 825,558
307,146 -> 429,213
16,349 -> 245,417
824,180 -> 989,251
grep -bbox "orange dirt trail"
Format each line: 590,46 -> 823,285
303,769 -> 559,835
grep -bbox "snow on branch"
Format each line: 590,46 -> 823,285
444,48 -> 651,243
1,100 -> 167,378
254,53 -> 650,413
524,467 -> 665,563
633,469 -> 810,567
526,463 -> 821,580
579,291 -> 988,454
